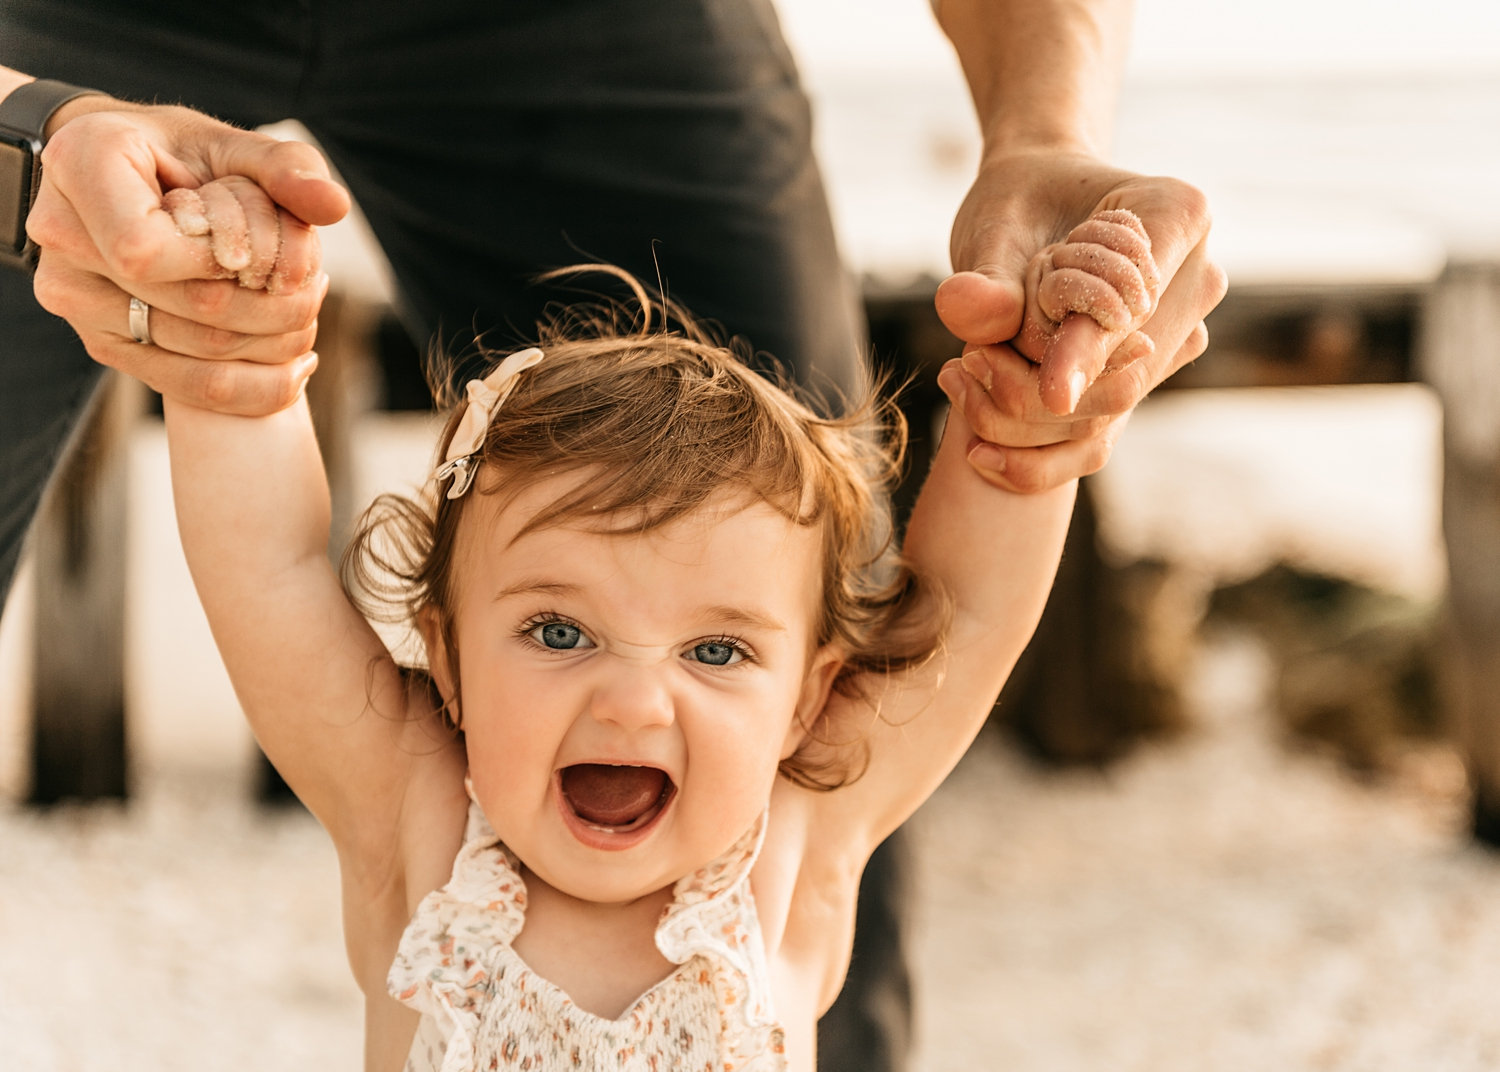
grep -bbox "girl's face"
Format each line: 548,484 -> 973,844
428,474 -> 840,906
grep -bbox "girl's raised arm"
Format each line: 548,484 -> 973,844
164,389 -> 463,850
811,403 -> 1077,849
812,210 -> 1218,855
155,178 -> 465,871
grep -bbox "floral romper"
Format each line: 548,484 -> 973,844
388,799 -> 787,1071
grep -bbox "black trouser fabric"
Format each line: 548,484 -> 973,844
0,2 -> 904,1069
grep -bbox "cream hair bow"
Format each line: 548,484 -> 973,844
433,347 -> 545,499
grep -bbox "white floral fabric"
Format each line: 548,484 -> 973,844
388,801 -> 786,1071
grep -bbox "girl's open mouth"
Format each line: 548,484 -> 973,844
556,763 -> 676,843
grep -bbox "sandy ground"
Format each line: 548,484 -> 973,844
5,387 -> 1498,1071
907,637 -> 1500,1072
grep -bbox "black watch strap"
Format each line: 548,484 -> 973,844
0,80 -> 101,270
0,78 -> 101,141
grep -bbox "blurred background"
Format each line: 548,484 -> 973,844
4,1 -> 1500,1069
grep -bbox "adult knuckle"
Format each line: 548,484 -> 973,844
29,265 -> 74,318
989,373 -> 1033,420
291,323 -> 320,356
1069,415 -> 1113,441
1095,366 -> 1148,415
183,278 -> 235,320
196,360 -> 242,410
288,287 -> 323,331
24,199 -> 66,250
84,336 -> 135,377
269,376 -> 303,412
200,324 -> 250,357
1168,179 -> 1213,235
1085,438 -> 1115,475
102,220 -> 161,280
267,138 -> 324,175
1003,456 -> 1048,495
259,327 -> 318,365
1201,260 -> 1230,309
1185,322 -> 1211,361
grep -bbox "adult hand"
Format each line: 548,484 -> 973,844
27,100 -> 351,415
935,150 -> 1222,419
937,234 -> 1224,494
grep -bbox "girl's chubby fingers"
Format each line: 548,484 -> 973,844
269,210 -> 319,295
161,187 -> 210,237
1020,210 -> 1164,417
1044,236 -> 1155,322
175,177 -> 255,276
1034,209 -> 1160,329
1066,209 -> 1160,301
220,176 -> 282,288
162,179 -> 318,294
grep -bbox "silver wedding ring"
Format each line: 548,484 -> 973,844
127,296 -> 153,345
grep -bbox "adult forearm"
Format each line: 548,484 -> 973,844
935,0 -> 1135,157
0,66 -> 29,99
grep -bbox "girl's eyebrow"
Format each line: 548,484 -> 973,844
492,582 -> 787,634
492,578 -> 581,602
701,606 -> 789,634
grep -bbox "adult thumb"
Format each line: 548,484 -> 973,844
933,267 -> 1027,348
214,134 -> 351,227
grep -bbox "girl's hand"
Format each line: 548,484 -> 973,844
1014,208 -> 1161,414
161,175 -> 321,293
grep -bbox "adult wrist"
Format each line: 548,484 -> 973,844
977,126 -> 1104,165
43,88 -> 117,140
0,78 -> 106,142
0,78 -> 107,269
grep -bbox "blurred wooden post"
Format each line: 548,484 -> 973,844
28,373 -> 144,804
1419,260 -> 1500,844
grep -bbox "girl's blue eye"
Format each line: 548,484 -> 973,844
532,621 -> 592,650
689,640 -> 742,667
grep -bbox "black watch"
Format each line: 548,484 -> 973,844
0,78 -> 101,271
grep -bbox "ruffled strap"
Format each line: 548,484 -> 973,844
387,803 -> 527,1072
656,811 -> 787,1070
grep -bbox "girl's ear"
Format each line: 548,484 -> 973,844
782,644 -> 844,759
417,606 -> 460,727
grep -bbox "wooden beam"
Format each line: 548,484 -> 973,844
28,373 -> 143,804
1419,261 -> 1500,844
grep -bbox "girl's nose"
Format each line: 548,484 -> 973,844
587,663 -> 675,731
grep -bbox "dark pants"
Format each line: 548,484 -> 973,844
0,3 -> 905,1066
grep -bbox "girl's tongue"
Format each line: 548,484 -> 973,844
560,764 -> 668,827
